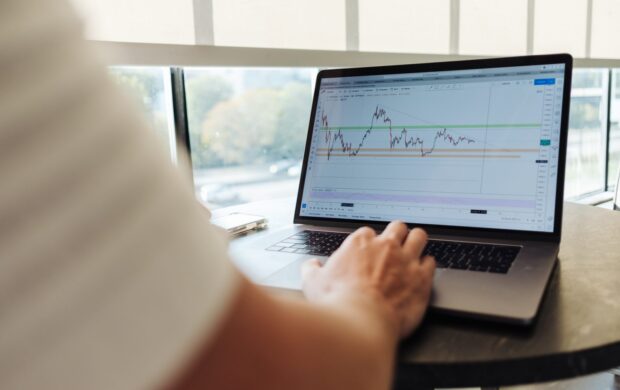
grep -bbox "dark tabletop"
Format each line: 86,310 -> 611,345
213,200 -> 620,389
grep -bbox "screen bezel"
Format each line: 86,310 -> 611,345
293,54 -> 572,242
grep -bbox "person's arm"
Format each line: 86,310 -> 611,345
0,1 -> 433,388
169,222 -> 436,390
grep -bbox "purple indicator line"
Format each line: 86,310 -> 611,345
310,191 -> 535,208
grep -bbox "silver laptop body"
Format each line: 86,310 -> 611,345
230,54 -> 572,325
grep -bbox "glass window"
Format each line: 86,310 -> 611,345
358,0 -> 450,54
591,0 -> 620,59
564,69 -> 608,198
185,67 -> 316,208
533,0 -> 587,57
608,70 -> 620,189
70,0 -> 195,44
212,0 -> 346,50
109,66 -> 177,161
459,0 -> 527,56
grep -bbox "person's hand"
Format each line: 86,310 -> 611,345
301,221 -> 435,341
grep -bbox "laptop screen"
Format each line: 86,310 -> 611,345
298,62 -> 566,233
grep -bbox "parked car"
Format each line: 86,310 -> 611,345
199,184 -> 243,207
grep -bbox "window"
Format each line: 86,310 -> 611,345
184,67 -> 615,205
82,0 -> 620,205
106,65 -> 620,203
109,66 -> 177,161
608,70 -> 620,188
184,67 -> 316,208
564,69 -> 608,198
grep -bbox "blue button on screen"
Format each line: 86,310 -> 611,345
534,78 -> 556,85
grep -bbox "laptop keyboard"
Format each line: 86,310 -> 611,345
266,230 -> 520,274
267,230 -> 349,256
422,240 -> 519,274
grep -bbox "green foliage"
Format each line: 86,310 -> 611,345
186,75 -> 234,131
270,83 -> 312,160
202,88 -> 280,166
186,75 -> 234,168
109,68 -> 312,169
191,79 -> 311,168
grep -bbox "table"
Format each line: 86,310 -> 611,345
212,199 -> 620,389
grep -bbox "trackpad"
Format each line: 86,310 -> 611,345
262,259 -> 306,290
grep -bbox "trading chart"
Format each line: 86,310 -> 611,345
299,65 -> 565,232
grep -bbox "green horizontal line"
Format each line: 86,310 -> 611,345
319,123 -> 540,130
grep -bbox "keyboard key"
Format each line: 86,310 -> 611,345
269,233 -> 520,275
282,239 -> 305,244
267,230 -> 349,257
424,240 -> 520,274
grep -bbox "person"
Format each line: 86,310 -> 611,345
0,0 -> 435,389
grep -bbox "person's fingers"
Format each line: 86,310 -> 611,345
358,226 -> 377,237
410,255 -> 436,291
420,255 -> 436,275
380,220 -> 408,243
301,258 -> 322,282
403,228 -> 428,260
348,226 -> 376,242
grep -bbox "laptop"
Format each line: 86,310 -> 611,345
230,54 -> 572,325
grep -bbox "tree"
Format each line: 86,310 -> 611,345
185,75 -> 234,168
201,88 -> 281,166
199,82 -> 311,167
268,82 -> 311,160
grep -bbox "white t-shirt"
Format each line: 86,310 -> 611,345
0,0 -> 239,388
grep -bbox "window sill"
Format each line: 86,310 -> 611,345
568,191 -> 614,207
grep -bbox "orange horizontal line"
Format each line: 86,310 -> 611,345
315,154 -> 521,158
316,148 -> 538,152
